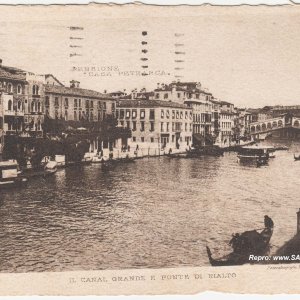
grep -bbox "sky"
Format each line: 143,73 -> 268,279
1,4 -> 300,108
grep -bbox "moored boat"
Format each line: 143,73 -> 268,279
237,145 -> 274,166
20,161 -> 58,179
0,160 -> 27,188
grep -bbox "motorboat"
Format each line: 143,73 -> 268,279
0,160 -> 27,188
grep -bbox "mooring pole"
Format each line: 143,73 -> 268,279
297,209 -> 300,234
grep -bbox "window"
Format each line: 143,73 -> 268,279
54,97 -> 59,106
185,123 -> 187,131
17,84 -> 22,94
155,93 -> 159,99
172,110 -> 175,119
177,93 -> 181,98
86,100 -> 89,109
103,102 -> 106,109
7,83 -> 12,93
185,111 -> 188,119
90,112 -> 93,121
65,110 -> 68,121
132,137 -> 136,142
149,109 -> 155,120
132,109 -> 137,119
126,110 -> 131,118
167,122 -> 169,132
90,101 -> 94,108
32,85 -> 39,95
120,109 -> 125,119
140,121 -> 145,132
180,111 -> 183,119
45,96 -> 50,107
31,101 -> 35,112
161,110 -> 164,118
141,137 -> 145,142
115,109 -> 119,119
37,101 -> 41,113
8,99 -> 12,111
64,98 -> 69,107
140,110 -> 145,119
74,99 -> 78,108
161,122 -> 164,132
150,122 -> 154,132
18,100 -> 22,111
126,121 -> 130,129
97,101 -> 101,109
150,137 -> 154,143
164,93 -> 168,99
166,110 -> 170,119
132,121 -> 137,131
74,111 -> 77,121
78,99 -> 81,107
176,111 -> 179,119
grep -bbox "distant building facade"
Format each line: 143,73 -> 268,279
116,99 -> 193,151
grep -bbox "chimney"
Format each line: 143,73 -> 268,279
70,80 -> 80,88
70,80 -> 76,88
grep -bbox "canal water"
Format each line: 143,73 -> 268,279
0,147 -> 300,272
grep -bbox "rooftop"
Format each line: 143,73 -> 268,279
117,99 -> 191,109
45,84 -> 114,100
0,67 -> 27,81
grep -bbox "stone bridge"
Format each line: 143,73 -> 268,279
248,115 -> 300,140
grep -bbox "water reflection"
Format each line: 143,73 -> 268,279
0,150 -> 299,272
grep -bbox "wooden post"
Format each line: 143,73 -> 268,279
297,209 -> 300,234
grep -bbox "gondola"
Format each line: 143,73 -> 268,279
294,154 -> 300,161
206,227 -> 273,266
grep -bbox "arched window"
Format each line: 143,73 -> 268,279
272,121 -> 278,128
8,99 -> 12,111
256,125 -> 261,131
18,100 -> 22,111
7,83 -> 13,93
31,101 -> 35,112
37,101 -> 41,113
17,84 -> 22,94
294,120 -> 300,127
267,122 -> 272,129
262,123 -> 266,131
251,126 -> 255,132
278,120 -> 283,127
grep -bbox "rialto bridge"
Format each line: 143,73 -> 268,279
248,114 -> 300,141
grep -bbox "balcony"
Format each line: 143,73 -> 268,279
4,110 -> 24,117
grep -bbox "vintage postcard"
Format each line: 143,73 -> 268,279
0,2 -> 300,296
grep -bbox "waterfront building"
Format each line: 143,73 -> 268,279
0,59 -> 27,140
219,109 -> 235,146
24,72 -> 46,136
150,81 -> 214,145
116,99 -> 193,152
44,80 -> 116,123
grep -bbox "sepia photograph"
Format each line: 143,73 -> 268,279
0,2 -> 300,295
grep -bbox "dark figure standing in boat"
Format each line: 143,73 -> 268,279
206,216 -> 274,266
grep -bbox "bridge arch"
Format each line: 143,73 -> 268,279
256,125 -> 261,131
278,120 -> 283,127
294,120 -> 300,127
267,122 -> 272,129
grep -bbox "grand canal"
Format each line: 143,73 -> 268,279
0,147 -> 300,273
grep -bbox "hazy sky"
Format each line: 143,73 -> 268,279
1,4 -> 300,108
